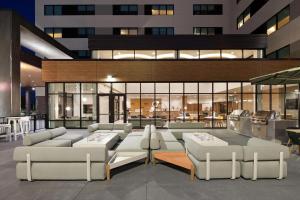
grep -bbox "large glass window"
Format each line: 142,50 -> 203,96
113,50 -> 134,59
92,49 -> 264,60
135,50 -> 156,59
179,50 -> 199,59
184,94 -> 198,122
272,85 -> 285,117
156,50 -> 176,59
199,94 -> 212,128
170,94 -> 183,122
256,85 -> 270,111
200,50 -> 221,59
228,83 -> 241,113
222,50 -> 243,59
47,82 -> 297,129
286,84 -> 299,120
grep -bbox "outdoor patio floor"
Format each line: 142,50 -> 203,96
0,129 -> 300,200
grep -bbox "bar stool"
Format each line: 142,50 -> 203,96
20,116 -> 31,134
0,124 -> 12,142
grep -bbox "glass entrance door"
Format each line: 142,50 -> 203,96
98,94 -> 126,123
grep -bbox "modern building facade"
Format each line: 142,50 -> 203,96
36,0 -> 300,58
33,0 -> 300,129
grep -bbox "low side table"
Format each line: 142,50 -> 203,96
153,151 -> 195,181
106,151 -> 148,180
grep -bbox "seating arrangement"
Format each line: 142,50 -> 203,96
185,135 -> 289,180
13,122 -> 291,181
168,122 -> 205,139
23,127 -> 83,147
88,123 -> 132,140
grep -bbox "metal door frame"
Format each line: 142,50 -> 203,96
97,94 -> 126,123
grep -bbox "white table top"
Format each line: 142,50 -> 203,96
183,132 -> 228,146
108,152 -> 147,169
73,132 -> 118,147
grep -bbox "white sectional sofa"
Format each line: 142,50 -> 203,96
185,135 -> 290,180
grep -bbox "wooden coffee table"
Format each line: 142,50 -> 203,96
153,151 -> 195,181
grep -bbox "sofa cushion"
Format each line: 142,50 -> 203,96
160,141 -> 184,151
88,123 -> 99,133
243,145 -> 289,161
23,131 -> 52,146
185,137 -> 243,161
53,134 -> 83,144
159,132 -> 177,142
49,127 -> 67,138
127,132 -> 143,136
99,123 -> 114,130
33,140 -> 71,147
13,146 -> 107,162
150,132 -> 160,150
241,161 -> 287,179
189,153 -> 241,179
116,136 -> 145,152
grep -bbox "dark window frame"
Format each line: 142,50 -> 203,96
193,4 -> 223,15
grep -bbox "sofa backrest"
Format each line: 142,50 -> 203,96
243,138 -> 289,161
49,127 -> 67,138
99,123 -> 114,130
14,146 -> 107,162
23,131 -> 52,146
150,131 -> 160,150
185,138 -> 243,161
88,123 -> 99,133
168,122 -> 203,129
140,125 -> 151,149
113,123 -> 132,133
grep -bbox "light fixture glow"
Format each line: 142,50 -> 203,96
65,106 -> 71,111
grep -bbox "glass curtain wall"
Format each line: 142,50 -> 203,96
47,82 -> 299,129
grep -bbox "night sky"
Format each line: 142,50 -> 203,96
0,0 -> 35,23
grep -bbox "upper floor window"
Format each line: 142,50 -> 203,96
253,6 -> 290,35
44,5 -> 95,16
145,27 -> 174,35
45,27 -> 95,38
113,5 -> 138,15
72,50 -> 91,58
144,5 -> 174,15
113,28 -> 138,35
193,27 -> 223,35
237,0 -> 269,29
193,4 -> 223,15
267,45 -> 290,59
